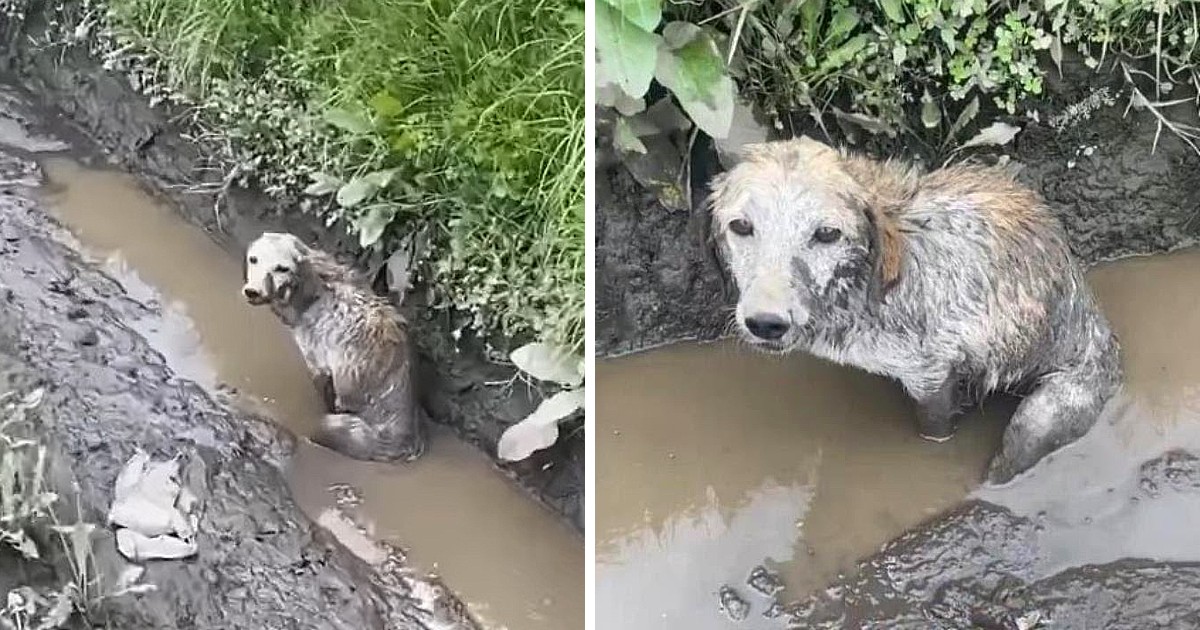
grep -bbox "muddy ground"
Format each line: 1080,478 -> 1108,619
0,0 -> 582,532
0,153 -> 473,628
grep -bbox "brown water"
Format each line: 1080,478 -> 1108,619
38,157 -> 583,630
597,248 -> 1200,629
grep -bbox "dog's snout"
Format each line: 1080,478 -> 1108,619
242,286 -> 261,300
745,314 -> 790,340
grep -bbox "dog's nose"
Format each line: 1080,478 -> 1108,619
242,287 -> 261,300
744,314 -> 790,340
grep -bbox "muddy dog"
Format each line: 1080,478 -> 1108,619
708,137 -> 1121,483
241,232 -> 426,462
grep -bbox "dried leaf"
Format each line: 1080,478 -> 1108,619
921,90 -> 941,129
510,343 -> 583,386
497,389 -> 586,462
960,121 -> 1022,149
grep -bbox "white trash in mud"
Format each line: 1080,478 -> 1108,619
107,450 -> 200,561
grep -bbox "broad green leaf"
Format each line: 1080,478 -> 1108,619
511,342 -> 583,385
715,98 -> 769,168
654,23 -> 736,139
880,0 -> 905,24
825,7 -> 861,43
799,0 -> 826,47
597,2 -> 662,98
323,107 -> 372,135
304,172 -> 343,197
336,178 -> 376,208
601,0 -> 662,32
921,90 -> 941,129
614,117 -> 648,154
355,205 -> 398,248
496,389 -> 586,461
818,34 -> 869,74
368,92 -> 405,119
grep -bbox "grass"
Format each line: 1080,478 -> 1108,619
95,0 -> 585,351
658,0 -> 1200,153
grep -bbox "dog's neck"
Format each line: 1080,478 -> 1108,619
270,268 -> 322,327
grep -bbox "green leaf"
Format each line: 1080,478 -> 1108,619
597,83 -> 647,116
654,23 -> 736,139
511,342 -> 583,385
496,389 -> 586,462
303,172 -> 343,197
323,107 -> 372,135
355,205 -> 399,248
921,90 -> 941,129
825,7 -> 861,43
597,2 -> 662,98
337,177 -> 379,208
818,33 -> 869,74
601,0 -> 662,32
880,0 -> 905,23
614,117 -> 648,154
799,0 -> 826,47
368,92 -> 405,119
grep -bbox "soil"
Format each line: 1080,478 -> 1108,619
0,0 -> 582,532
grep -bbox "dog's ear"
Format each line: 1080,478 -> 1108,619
857,196 -> 905,303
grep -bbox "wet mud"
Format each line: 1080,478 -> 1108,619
598,248 -> 1200,628
26,152 -> 582,629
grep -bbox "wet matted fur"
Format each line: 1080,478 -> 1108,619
242,232 -> 426,462
707,136 -> 1122,484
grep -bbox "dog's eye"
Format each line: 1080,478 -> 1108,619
248,256 -> 258,265
274,265 -> 291,273
728,218 -> 754,237
813,226 -> 842,244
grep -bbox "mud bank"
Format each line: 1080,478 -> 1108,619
0,1 -> 581,531
597,56 -> 1200,357
0,160 -> 471,629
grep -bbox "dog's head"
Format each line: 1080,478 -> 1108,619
242,232 -> 309,306
707,137 -> 904,351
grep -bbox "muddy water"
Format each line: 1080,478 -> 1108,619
597,249 -> 1200,628
37,157 -> 583,630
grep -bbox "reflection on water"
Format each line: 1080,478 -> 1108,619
599,482 -> 811,628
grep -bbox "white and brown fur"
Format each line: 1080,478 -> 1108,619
708,137 -> 1122,483
242,232 -> 426,462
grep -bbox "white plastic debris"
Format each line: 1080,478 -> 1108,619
116,528 -> 199,562
108,450 -> 199,561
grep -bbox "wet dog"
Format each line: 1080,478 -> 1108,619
707,137 -> 1122,483
242,232 -> 426,462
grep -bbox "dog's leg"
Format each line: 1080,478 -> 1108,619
985,358 -> 1119,484
904,370 -> 965,443
313,370 -> 337,413
314,413 -> 424,462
